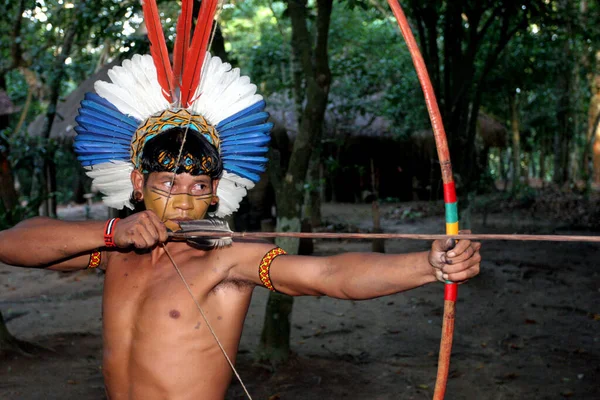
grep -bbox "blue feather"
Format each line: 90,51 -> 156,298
78,152 -> 130,160
75,137 -> 130,147
79,159 -> 129,167
73,141 -> 129,149
84,93 -> 122,113
74,147 -> 130,155
79,102 -> 139,129
74,130 -> 132,145
217,100 -> 266,128
220,132 -> 270,141
75,115 -> 136,136
223,159 -> 266,172
221,136 -> 271,147
222,165 -> 261,182
82,92 -> 138,116
78,109 -> 136,132
221,146 -> 269,156
217,112 -> 269,131
219,123 -> 273,139
222,155 -> 268,163
74,126 -> 134,141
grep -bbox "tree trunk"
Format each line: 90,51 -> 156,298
539,136 -> 547,187
305,146 -> 322,228
553,0 -> 575,185
258,0 -> 333,365
39,4 -> 78,217
370,159 -> 384,253
509,93 -> 521,193
0,139 -> 19,218
588,55 -> 600,185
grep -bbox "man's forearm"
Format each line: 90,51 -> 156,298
321,251 -> 437,300
0,217 -> 106,267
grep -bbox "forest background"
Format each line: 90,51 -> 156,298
0,0 -> 599,395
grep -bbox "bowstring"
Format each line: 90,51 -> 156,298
162,246 -> 253,399
157,2 -> 253,398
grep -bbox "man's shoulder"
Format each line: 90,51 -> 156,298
226,238 -> 277,254
216,239 -> 279,267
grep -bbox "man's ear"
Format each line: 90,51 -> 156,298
131,169 -> 145,194
210,178 -> 220,205
211,178 -> 220,194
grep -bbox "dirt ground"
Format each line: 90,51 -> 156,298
0,202 -> 599,399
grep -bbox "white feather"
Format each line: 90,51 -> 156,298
190,54 -> 263,125
95,55 -> 169,121
85,161 -> 134,210
210,171 -> 255,217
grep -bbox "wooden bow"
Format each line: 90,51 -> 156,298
385,2 -> 458,399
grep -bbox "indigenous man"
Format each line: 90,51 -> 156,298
0,126 -> 481,399
0,1 -> 481,398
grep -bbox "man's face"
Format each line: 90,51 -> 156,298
132,170 -> 219,231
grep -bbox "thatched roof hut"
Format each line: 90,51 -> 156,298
0,90 -> 19,116
27,61 -> 118,139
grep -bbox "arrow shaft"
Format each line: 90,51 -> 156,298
168,230 -> 600,243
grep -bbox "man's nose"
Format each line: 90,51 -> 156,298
171,193 -> 193,210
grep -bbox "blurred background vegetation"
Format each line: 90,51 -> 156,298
0,0 -> 598,227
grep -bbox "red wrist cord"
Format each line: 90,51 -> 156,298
103,218 -> 120,247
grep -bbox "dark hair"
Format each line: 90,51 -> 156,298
139,127 -> 223,179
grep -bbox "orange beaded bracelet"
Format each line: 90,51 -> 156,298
87,250 -> 101,269
258,247 -> 287,291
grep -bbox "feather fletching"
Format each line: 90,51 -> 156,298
174,218 -> 233,249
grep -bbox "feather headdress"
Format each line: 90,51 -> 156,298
73,0 -> 272,218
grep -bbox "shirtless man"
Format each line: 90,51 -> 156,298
0,128 -> 481,399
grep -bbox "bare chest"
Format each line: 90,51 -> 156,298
100,247 -> 254,399
102,247 -> 253,334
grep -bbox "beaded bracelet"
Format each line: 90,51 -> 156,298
87,250 -> 101,269
258,247 -> 287,291
103,218 -> 120,247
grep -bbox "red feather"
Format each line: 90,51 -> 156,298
180,0 -> 219,108
173,0 -> 194,91
142,0 -> 175,103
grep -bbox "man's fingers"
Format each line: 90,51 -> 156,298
443,260 -> 481,281
446,267 -> 479,282
443,251 -> 481,274
433,238 -> 456,253
451,242 -> 482,262
145,211 -> 169,243
140,216 -> 161,242
133,225 -> 156,248
447,238 -> 472,257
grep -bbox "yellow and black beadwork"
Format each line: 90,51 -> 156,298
87,250 -> 102,269
258,247 -> 287,291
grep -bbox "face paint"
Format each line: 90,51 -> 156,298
142,172 -> 216,231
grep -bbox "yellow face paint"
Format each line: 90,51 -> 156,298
142,172 -> 216,231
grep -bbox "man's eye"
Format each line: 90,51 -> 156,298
162,181 -> 173,188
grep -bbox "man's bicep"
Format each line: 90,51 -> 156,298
267,254 -> 331,296
229,242 -> 329,296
